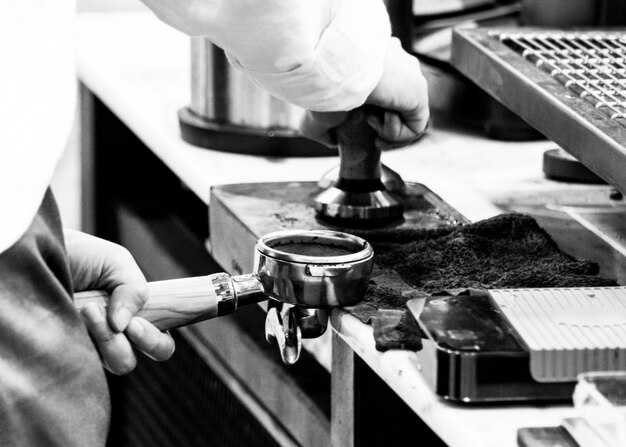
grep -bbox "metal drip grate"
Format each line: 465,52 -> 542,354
452,27 -> 626,193
499,32 -> 626,122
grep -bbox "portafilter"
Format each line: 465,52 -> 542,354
74,229 -> 374,364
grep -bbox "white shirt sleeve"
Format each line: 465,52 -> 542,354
0,1 -> 77,253
195,0 -> 391,112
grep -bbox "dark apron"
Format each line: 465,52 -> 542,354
0,189 -> 109,446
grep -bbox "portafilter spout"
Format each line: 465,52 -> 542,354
73,229 -> 374,364
313,106 -> 405,222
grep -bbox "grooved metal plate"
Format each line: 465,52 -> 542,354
501,33 -> 626,121
490,287 -> 626,383
452,28 -> 626,193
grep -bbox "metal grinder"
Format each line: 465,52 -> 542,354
313,107 -> 406,223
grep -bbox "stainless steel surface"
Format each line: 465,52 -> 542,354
313,187 -> 404,220
502,33 -> 626,121
254,230 -> 374,307
452,28 -> 626,193
230,273 -> 266,307
211,272 -> 238,315
190,37 -> 304,130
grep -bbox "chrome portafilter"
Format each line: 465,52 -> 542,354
314,107 -> 406,222
73,229 -> 374,365
257,230 -> 374,363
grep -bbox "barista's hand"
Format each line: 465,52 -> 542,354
301,38 -> 429,150
64,230 -> 175,375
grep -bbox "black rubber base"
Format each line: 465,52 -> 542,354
543,148 -> 606,184
178,107 -> 334,157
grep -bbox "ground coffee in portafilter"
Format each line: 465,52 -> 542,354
273,242 -> 354,257
345,213 -> 617,351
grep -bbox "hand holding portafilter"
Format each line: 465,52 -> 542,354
74,230 -> 374,364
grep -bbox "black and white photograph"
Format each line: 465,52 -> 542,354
1,1 -> 625,446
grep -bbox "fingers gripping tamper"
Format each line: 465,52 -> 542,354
313,108 -> 405,222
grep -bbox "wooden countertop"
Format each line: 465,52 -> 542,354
76,11 -> 608,447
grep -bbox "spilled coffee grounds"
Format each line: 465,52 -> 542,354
345,213 -> 617,351
372,213 -> 614,291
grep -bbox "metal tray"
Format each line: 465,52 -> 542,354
451,28 -> 626,192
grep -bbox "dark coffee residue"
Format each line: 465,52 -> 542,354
275,242 -> 354,257
345,213 -> 617,351
374,213 -> 614,291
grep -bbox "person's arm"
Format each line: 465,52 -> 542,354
301,37 -> 430,149
140,0 -> 389,111
65,230 -> 175,374
140,0 -> 428,148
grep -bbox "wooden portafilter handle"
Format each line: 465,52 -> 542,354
73,273 -> 266,331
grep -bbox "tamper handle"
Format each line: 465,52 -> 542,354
335,106 -> 383,184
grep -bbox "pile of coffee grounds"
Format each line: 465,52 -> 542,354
374,213 -> 614,290
345,213 -> 617,351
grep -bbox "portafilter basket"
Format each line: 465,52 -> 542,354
256,230 -> 374,307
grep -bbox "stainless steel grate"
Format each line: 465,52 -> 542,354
498,32 -> 626,122
452,27 -> 626,193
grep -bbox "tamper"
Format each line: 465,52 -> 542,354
313,107 -> 405,222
